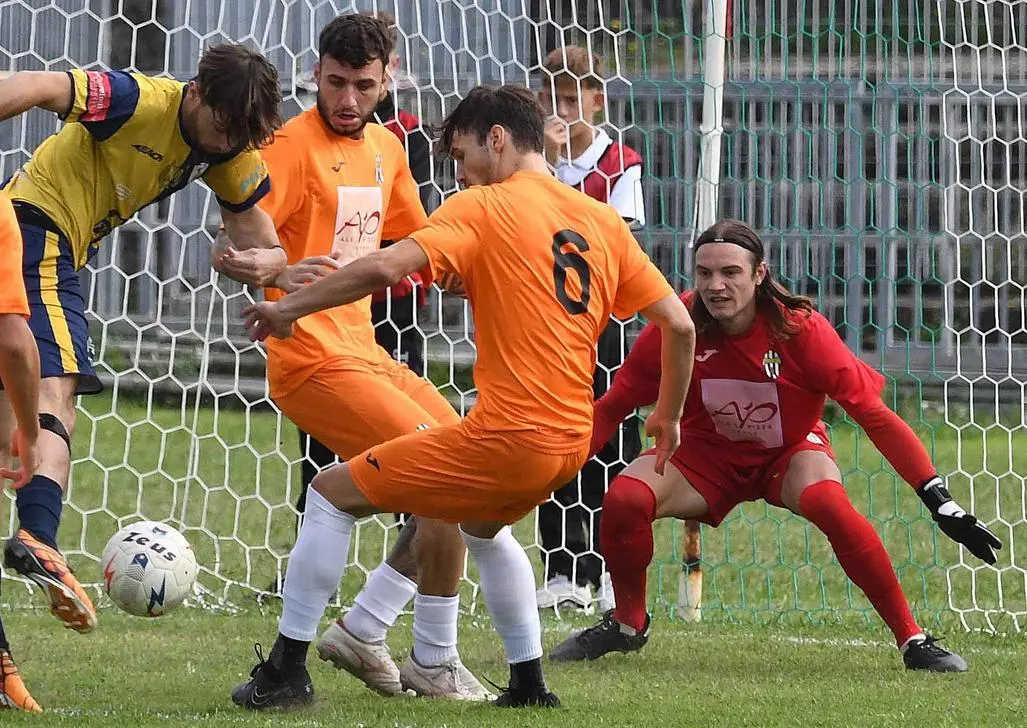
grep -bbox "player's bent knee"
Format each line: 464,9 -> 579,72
603,476 -> 657,531
37,386 -> 78,437
779,451 -> 843,511
310,463 -> 376,517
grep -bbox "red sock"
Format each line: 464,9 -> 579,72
600,475 -> 656,632
799,480 -> 921,646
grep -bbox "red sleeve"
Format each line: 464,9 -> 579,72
590,320 -> 662,457
846,400 -> 937,489
798,312 -> 935,489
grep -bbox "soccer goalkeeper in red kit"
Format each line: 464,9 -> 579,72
551,219 -> 1002,673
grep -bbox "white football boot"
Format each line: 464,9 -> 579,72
399,652 -> 496,701
316,620 -> 410,696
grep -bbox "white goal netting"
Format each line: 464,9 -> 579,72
0,0 -> 1023,632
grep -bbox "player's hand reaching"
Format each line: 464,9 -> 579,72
243,301 -> 295,342
543,118 -> 569,165
644,411 -> 681,476
216,245 -> 288,288
273,254 -> 343,293
918,476 -> 1003,565
0,428 -> 40,490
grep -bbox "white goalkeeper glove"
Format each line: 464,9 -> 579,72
917,476 -> 1002,565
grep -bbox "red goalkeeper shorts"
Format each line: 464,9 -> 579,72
651,421 -> 836,526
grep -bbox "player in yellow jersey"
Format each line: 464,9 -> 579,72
0,191 -> 43,713
0,44 -> 286,635
220,15 -> 490,707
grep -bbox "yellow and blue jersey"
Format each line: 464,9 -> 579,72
3,68 -> 270,270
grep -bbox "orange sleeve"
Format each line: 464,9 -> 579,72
408,189 -> 487,280
611,224 -> 673,319
0,195 -> 29,318
256,134 -> 305,230
383,139 -> 429,241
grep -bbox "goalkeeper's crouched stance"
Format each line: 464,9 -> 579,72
550,220 -> 1002,672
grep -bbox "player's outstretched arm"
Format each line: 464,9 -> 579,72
846,399 -> 1003,565
637,292 -> 695,474
242,237 -> 428,341
804,313 -> 1004,565
0,314 -> 40,488
0,71 -> 72,121
216,208 -> 287,288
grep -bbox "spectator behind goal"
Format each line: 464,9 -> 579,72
534,44 -> 646,613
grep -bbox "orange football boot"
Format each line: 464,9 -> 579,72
0,649 -> 42,713
4,529 -> 97,633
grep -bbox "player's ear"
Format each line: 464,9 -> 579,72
754,260 -> 769,285
487,124 -> 505,153
313,61 -> 322,85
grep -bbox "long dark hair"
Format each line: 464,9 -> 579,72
691,219 -> 814,340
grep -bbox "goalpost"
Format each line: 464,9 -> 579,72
0,0 -> 1022,633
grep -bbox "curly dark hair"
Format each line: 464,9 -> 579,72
691,219 -> 814,340
319,13 -> 392,69
195,43 -> 283,150
435,84 -> 545,157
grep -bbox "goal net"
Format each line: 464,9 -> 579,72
0,0 -> 1023,633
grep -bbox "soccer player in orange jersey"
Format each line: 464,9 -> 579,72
217,15 -> 490,706
235,84 -> 696,708
0,191 -> 43,713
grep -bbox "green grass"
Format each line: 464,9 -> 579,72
12,389 -> 1021,631
1,390 -> 1025,723
2,610 -> 1026,727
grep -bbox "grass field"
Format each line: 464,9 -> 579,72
3,610 -> 1027,726
1,390 -> 1025,723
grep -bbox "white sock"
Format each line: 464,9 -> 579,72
412,592 -> 460,666
461,526 -> 542,664
344,563 -> 417,643
279,488 -> 356,641
899,633 -> 927,652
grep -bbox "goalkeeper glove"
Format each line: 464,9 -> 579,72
917,476 -> 1002,565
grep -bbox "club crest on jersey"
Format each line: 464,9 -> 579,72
375,153 -> 384,185
762,350 -> 781,380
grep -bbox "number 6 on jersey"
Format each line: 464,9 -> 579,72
552,229 -> 591,315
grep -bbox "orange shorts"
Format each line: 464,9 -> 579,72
275,356 -> 459,461
349,422 -> 590,524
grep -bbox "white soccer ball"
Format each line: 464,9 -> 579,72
100,521 -> 198,617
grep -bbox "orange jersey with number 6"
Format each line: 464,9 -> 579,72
409,170 -> 672,454
258,109 -> 427,397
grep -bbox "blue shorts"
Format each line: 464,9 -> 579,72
15,205 -> 102,395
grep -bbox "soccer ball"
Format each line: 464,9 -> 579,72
100,521 -> 198,617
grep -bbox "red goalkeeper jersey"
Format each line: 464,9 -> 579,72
596,291 -> 937,487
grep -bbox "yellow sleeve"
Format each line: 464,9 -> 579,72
203,149 -> 271,213
408,189 -> 487,280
